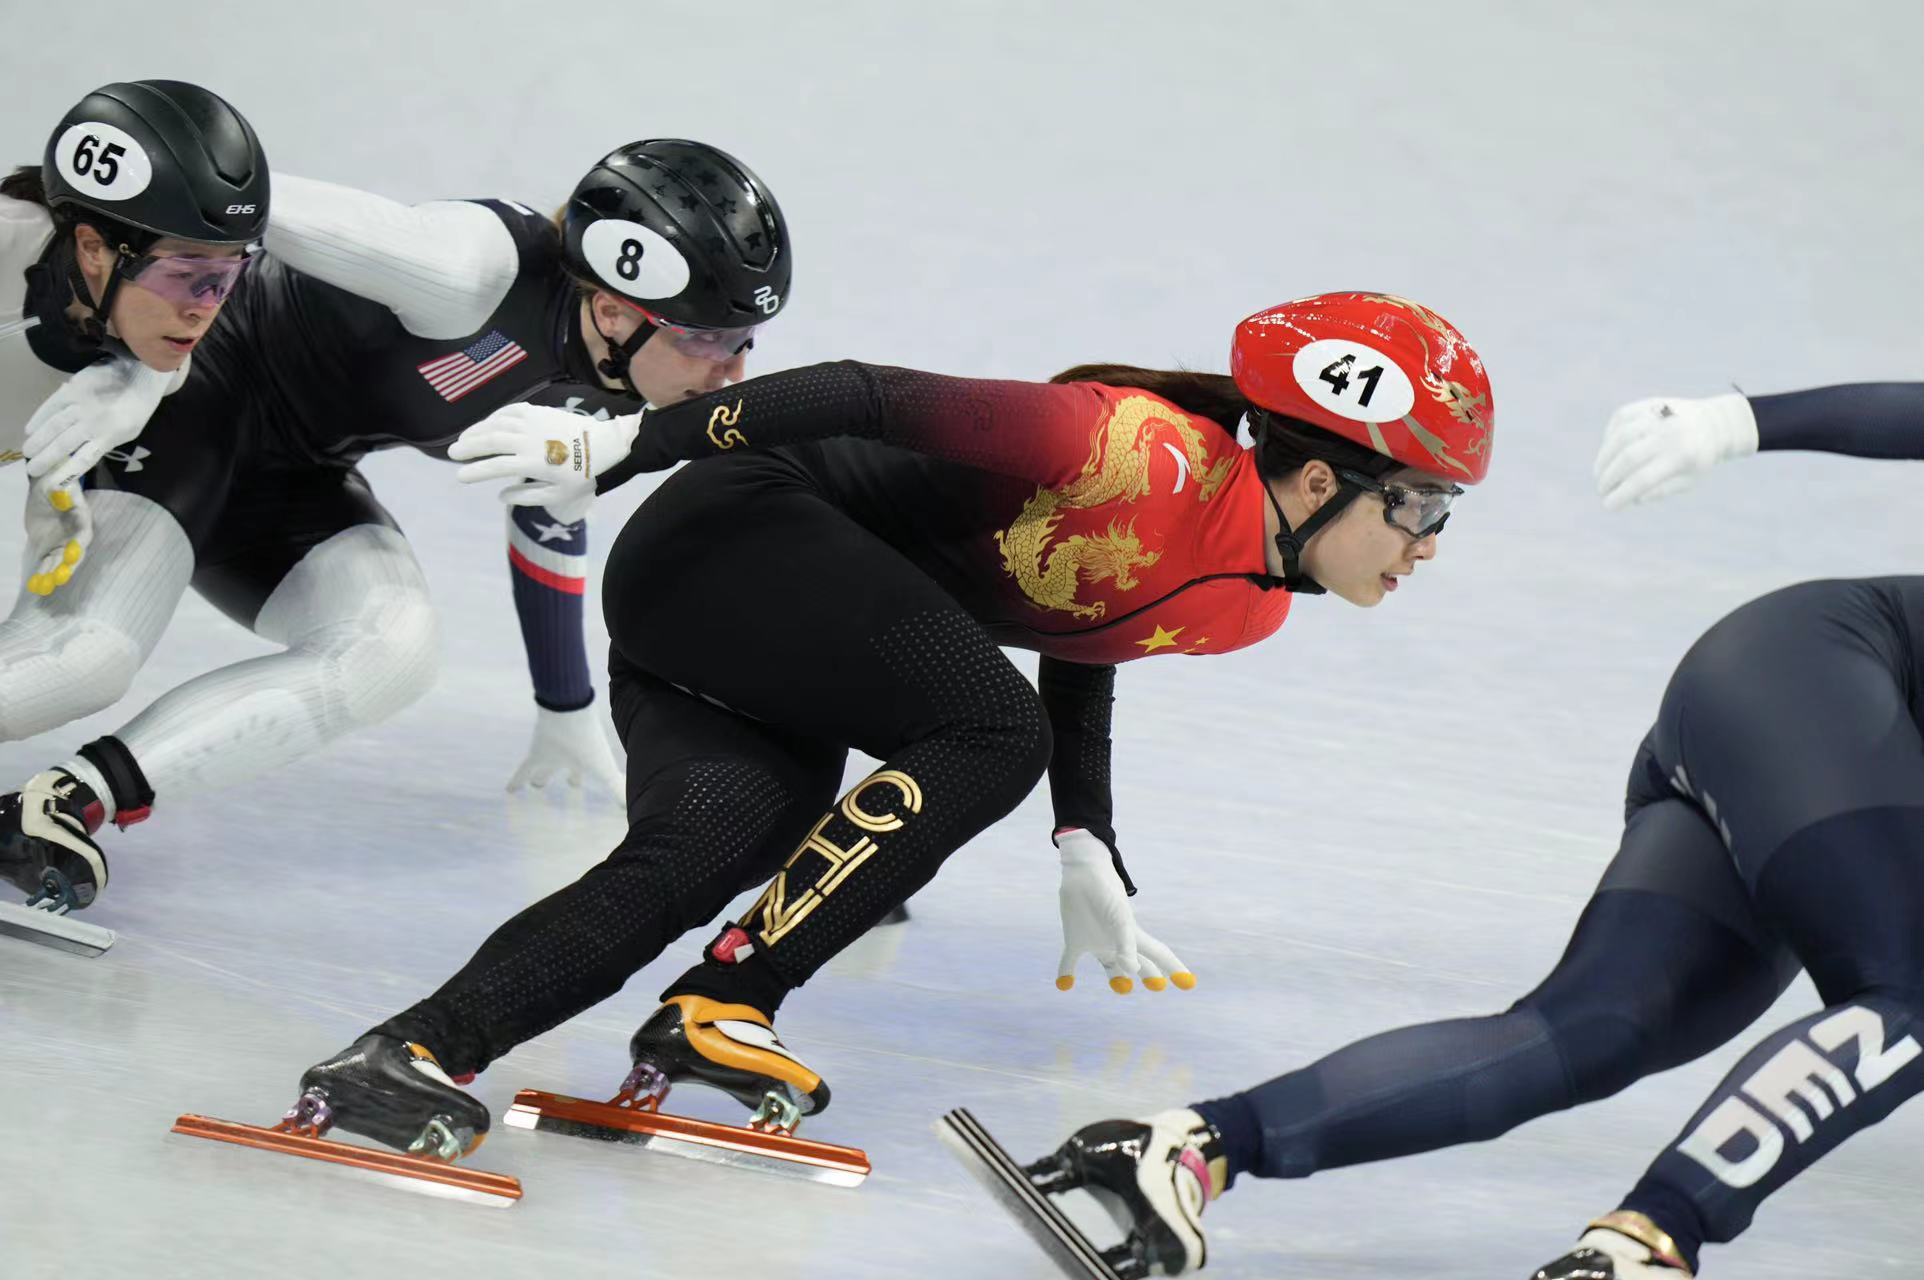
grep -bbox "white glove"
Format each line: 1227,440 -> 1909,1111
22,477 -> 91,596
507,704 -> 625,799
448,402 -> 642,525
23,356 -> 175,493
1055,829 -> 1195,995
1594,392 -> 1758,511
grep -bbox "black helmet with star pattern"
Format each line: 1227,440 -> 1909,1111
562,139 -> 789,332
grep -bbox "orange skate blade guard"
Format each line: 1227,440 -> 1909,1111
170,1114 -> 523,1207
505,1089 -> 871,1187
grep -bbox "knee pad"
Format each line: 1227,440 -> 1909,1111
256,526 -> 441,731
0,615 -> 143,740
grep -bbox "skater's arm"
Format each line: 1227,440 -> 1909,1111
596,362 -> 1108,492
1750,382 -> 1924,459
505,503 -> 594,712
264,175 -> 520,340
1038,657 -> 1133,893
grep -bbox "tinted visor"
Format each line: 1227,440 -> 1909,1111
621,300 -> 759,361
124,253 -> 251,308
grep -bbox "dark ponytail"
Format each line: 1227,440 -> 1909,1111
1,164 -> 48,206
1050,364 -> 1250,428
1049,361 -> 1395,481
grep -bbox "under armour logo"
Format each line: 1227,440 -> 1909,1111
561,396 -> 613,422
106,445 -> 152,473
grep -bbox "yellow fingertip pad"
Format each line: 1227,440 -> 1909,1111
48,489 -> 74,512
1170,972 -> 1198,991
1109,976 -> 1134,995
1143,976 -> 1169,992
1055,975 -> 1075,992
52,565 -> 72,586
27,575 -> 51,596
63,541 -> 83,566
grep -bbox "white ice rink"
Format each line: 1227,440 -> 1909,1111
3,3 -> 1923,1276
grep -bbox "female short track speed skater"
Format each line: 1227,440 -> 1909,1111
0,129 -> 791,947
1,80 -> 265,590
268,292 -> 1497,1174
949,381 -> 1924,1280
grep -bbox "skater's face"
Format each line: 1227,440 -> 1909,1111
1268,462 -> 1444,606
73,224 -> 244,373
586,291 -> 750,407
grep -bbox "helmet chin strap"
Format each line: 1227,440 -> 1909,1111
1254,415 -> 1363,597
20,234 -> 136,371
590,302 -> 655,400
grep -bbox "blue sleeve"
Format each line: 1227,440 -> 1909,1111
507,504 -> 595,711
1751,382 -> 1924,460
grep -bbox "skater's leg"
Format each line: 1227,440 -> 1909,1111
102,471 -> 436,804
1591,580 -> 1924,1273
376,666 -> 845,1076
605,462 -> 1053,1014
0,491 -> 191,740
1193,762 -> 1793,1184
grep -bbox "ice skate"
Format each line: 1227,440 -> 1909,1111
505,994 -> 870,1185
172,1034 -> 520,1207
938,1107 -> 1225,1279
0,770 -> 115,956
1531,1213 -> 1694,1279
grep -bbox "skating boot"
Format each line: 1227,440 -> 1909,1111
287,1033 -> 493,1159
171,1034 -> 521,1206
505,995 -> 870,1185
0,770 -> 115,955
618,994 -> 831,1130
1531,1213 -> 1694,1279
939,1107 -> 1226,1279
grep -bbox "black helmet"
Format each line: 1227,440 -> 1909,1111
18,81 -> 268,373
562,140 -> 789,331
43,79 -> 269,249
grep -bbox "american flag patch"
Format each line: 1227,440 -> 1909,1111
417,330 -> 529,403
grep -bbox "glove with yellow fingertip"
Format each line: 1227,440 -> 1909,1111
23,479 -> 90,597
1055,828 -> 1196,996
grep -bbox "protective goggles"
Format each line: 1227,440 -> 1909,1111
122,251 -> 252,309
1337,469 -> 1463,538
620,299 -> 759,361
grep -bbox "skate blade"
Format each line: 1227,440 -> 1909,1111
170,1114 -> 522,1208
0,900 -> 115,956
937,1109 -> 1123,1280
504,1089 -> 870,1188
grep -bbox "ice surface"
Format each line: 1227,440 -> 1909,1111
3,4 -> 1922,1276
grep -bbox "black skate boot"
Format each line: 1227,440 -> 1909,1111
618,994 -> 831,1133
940,1107 -> 1226,1279
1531,1212 -> 1694,1279
286,1033 -> 492,1162
0,769 -> 109,912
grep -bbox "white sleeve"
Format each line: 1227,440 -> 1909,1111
262,174 -> 522,340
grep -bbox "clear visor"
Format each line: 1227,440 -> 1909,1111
1381,482 -> 1460,538
1339,469 -> 1463,538
124,252 -> 251,309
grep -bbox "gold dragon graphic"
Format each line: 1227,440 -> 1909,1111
1358,294 -> 1493,480
994,396 -> 1232,620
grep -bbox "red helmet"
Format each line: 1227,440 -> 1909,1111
1230,292 -> 1494,485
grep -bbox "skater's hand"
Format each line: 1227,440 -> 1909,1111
508,704 -> 625,799
23,356 -> 174,494
22,476 -> 92,597
450,402 -> 642,523
1595,392 -> 1757,511
1055,830 -> 1195,995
